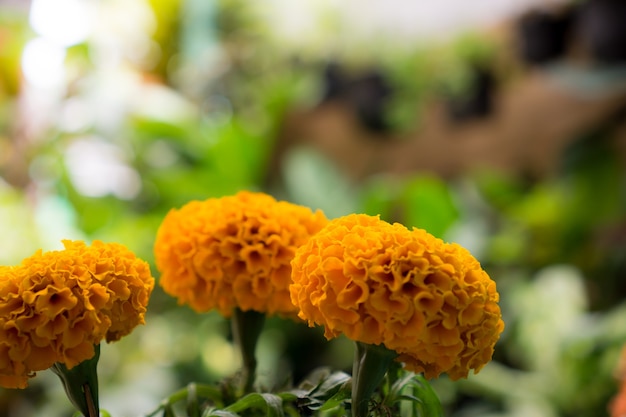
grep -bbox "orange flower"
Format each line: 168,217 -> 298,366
0,240 -> 154,388
610,382 -> 626,417
154,191 -> 328,318
290,213 -> 504,380
610,344 -> 626,417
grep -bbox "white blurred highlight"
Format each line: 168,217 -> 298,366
64,138 -> 141,200
29,0 -> 92,46
21,38 -> 66,89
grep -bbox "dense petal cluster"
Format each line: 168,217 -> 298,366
290,214 -> 504,380
0,240 -> 154,388
154,191 -> 328,318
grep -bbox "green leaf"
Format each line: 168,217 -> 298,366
282,147 -> 359,218
360,175 -> 400,221
359,174 -> 459,238
297,370 -> 352,411
202,409 -> 240,417
309,371 -> 351,397
317,387 -> 351,411
223,393 -> 284,417
277,392 -> 302,402
411,375 -> 444,417
472,169 -> 529,210
384,372 -> 443,417
386,371 -> 418,404
400,175 -> 458,238
196,384 -> 226,406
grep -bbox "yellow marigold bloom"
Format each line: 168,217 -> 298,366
290,213 -> 504,380
0,240 -> 154,388
154,191 -> 328,318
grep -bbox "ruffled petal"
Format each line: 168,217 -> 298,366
290,213 -> 504,380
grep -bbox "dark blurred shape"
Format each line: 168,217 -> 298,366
517,7 -> 574,65
445,65 -> 495,123
321,62 -> 394,134
578,0 -> 626,64
321,61 -> 346,101
560,103 -> 626,310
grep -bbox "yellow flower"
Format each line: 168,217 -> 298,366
0,240 -> 154,388
290,213 -> 504,380
154,191 -> 328,318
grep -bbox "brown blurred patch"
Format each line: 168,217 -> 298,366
270,70 -> 626,186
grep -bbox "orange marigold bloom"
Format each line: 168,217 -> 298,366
290,213 -> 504,380
154,191 -> 328,318
0,240 -> 154,388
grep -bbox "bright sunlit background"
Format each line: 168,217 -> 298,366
1,0 -> 625,416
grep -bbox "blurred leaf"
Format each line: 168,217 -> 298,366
360,174 -> 458,237
146,0 -> 183,78
0,13 -> 30,96
65,193 -> 126,235
282,147 -> 359,218
400,175 -> 458,238
473,169 -> 530,210
360,175 -> 400,221
202,410 -> 239,417
208,119 -> 269,189
566,136 -> 623,228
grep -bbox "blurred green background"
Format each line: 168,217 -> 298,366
1,0 -> 626,416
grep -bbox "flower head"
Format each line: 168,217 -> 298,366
290,213 -> 504,380
0,240 -> 154,388
154,191 -> 328,318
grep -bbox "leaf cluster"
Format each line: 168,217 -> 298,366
141,366 -> 443,417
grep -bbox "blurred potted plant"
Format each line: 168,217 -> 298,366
437,34 -> 498,123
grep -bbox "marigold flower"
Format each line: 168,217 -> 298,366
290,213 -> 504,380
154,191 -> 328,318
0,240 -> 154,388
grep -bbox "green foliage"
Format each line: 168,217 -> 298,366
360,174 -> 459,238
140,367 -> 442,417
384,368 -> 443,417
281,147 -> 360,219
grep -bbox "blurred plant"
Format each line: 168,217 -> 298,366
360,174 -> 459,239
445,263 -> 626,417
475,121 -> 626,309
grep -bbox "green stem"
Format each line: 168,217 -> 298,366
51,344 -> 100,417
231,308 -> 265,394
351,342 -> 398,417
